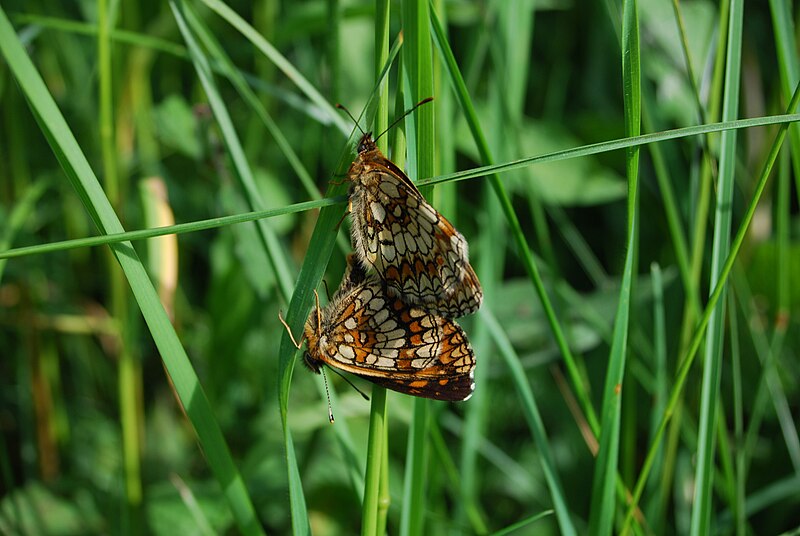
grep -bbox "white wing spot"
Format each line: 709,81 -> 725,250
370,202 -> 386,222
338,345 -> 356,360
379,181 -> 399,198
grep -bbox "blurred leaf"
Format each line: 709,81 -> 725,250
153,94 -> 203,159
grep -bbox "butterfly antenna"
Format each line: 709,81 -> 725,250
327,367 -> 371,401
278,311 -> 303,349
374,96 -> 434,144
321,368 -> 335,423
335,103 -> 366,136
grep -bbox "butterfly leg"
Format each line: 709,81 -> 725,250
328,173 -> 349,186
278,311 -> 304,349
333,204 -> 350,231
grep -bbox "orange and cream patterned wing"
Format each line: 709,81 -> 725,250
311,268 -> 475,401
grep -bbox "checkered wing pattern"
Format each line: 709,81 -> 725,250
347,134 -> 483,318
303,260 -> 475,401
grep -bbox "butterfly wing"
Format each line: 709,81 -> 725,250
314,274 -> 475,401
349,151 -> 483,318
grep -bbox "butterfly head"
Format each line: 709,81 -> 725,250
357,133 -> 377,155
303,351 -> 323,374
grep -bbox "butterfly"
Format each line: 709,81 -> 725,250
340,101 -> 483,319
281,256 -> 476,402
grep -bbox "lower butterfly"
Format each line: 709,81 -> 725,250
281,256 -> 476,402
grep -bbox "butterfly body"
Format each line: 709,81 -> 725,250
347,133 -> 483,318
302,260 -> 475,402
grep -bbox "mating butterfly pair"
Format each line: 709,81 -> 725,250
285,114 -> 482,403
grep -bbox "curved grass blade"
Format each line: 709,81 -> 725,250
172,0 -> 294,302
0,7 -> 264,535
199,0 -> 351,136
180,1 -> 350,259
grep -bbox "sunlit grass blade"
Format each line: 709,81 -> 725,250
3,113 -> 799,261
422,113 -> 800,187
0,6 -> 264,535
0,197 -> 346,260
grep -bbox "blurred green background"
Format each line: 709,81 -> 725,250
1,0 -> 799,535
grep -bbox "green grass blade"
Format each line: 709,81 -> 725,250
362,387 -> 388,536
13,14 -> 188,57
0,197 -> 346,260
588,1 -> 640,533
421,114 -> 800,187
399,2 -> 435,535
0,7 -> 264,535
690,0 -> 743,533
727,284 -> 745,535
488,510 -> 555,536
362,1 -> 391,534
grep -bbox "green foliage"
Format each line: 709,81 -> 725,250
1,1 -> 800,535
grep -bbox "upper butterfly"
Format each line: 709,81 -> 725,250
346,131 -> 483,318
283,256 -> 475,402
